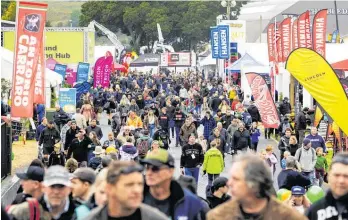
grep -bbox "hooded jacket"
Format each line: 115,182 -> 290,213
143,180 -> 205,220
126,113 -> 143,128
306,190 -> 348,220
232,129 -> 251,150
38,127 -> 61,149
207,196 -> 307,220
53,108 -> 70,125
203,148 -> 224,174
120,143 -> 138,161
247,104 -> 261,122
180,123 -> 198,145
200,116 -> 216,140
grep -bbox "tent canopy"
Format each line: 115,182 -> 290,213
130,53 -> 160,67
1,47 -> 63,87
331,59 -> 348,71
199,54 -> 216,66
227,53 -> 265,71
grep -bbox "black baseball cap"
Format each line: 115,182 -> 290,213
16,166 -> 45,182
212,177 -> 228,191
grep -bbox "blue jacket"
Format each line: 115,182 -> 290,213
35,124 -> 46,141
250,128 -> 261,143
200,116 -> 216,140
143,180 -> 205,220
36,104 -> 45,123
305,134 -> 327,152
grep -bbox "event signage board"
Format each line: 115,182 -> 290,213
77,62 -> 90,82
59,88 -> 76,114
218,25 -> 230,59
210,27 -> 219,58
54,64 -> 67,79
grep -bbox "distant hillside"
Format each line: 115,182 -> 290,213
46,2 -> 83,27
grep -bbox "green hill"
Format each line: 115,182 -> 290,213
46,2 -> 83,27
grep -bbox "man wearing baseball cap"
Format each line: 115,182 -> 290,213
206,177 -> 231,209
12,166 -> 45,205
286,186 -> 311,214
8,165 -> 76,220
141,149 -> 206,219
70,167 -> 96,206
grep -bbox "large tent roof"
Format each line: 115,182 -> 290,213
130,53 -> 160,67
331,59 -> 348,71
227,53 -> 265,71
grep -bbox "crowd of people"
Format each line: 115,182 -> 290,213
2,71 -> 347,220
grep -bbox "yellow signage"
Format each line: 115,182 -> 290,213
286,48 -> 348,135
2,28 -> 94,64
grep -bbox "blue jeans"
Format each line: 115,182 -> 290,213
148,124 -> 155,138
175,126 -> 181,145
194,105 -> 202,114
184,167 -> 200,184
302,171 -> 316,186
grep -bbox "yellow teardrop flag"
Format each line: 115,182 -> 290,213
286,48 -> 348,135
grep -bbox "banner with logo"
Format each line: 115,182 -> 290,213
54,64 -> 67,78
66,64 -> 77,86
246,72 -> 280,128
292,19 -> 298,50
304,11 -> 312,48
77,62 -> 90,82
280,18 -> 292,62
267,23 -> 275,62
218,25 -> 229,59
286,48 -> 348,135
258,73 -> 272,92
210,27 -> 219,59
276,23 -> 282,63
11,1 -> 47,118
59,88 -> 76,114
33,47 -> 45,104
298,12 -> 307,48
312,9 -> 327,57
93,56 -> 113,88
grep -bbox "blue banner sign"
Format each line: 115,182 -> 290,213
218,25 -> 229,59
77,62 -> 90,82
59,88 -> 76,114
211,27 -> 219,58
54,64 -> 67,79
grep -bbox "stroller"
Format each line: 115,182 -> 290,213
111,112 -> 122,137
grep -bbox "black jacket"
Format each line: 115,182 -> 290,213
210,97 -> 221,112
296,111 -> 307,130
65,127 -> 80,150
277,169 -> 311,190
279,101 -> 291,116
48,152 -> 66,167
247,104 -> 261,122
221,114 -> 234,130
180,143 -> 204,168
306,190 -> 348,220
206,194 -> 231,209
67,135 -> 92,163
38,127 -> 60,149
158,113 -> 170,129
53,109 -> 70,125
233,130 -> 251,150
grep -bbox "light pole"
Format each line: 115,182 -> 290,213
221,0 -> 236,20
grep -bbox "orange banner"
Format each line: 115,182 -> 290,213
313,106 -> 323,127
276,23 -> 282,63
312,9 -> 327,58
11,2 -> 47,117
34,45 -> 45,104
292,19 -> 298,50
280,18 -> 292,62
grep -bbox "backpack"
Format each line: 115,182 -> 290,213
136,138 -> 150,158
158,130 -> 169,149
243,112 -> 252,126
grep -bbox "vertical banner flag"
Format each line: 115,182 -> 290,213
93,56 -> 113,88
77,62 -> 90,82
65,64 -> 77,86
11,1 -> 48,118
246,72 -> 280,128
312,9 -> 328,58
304,11 -> 312,48
33,47 -> 45,104
267,23 -> 275,62
59,88 -> 76,114
210,27 -> 219,58
298,12 -> 307,48
276,23 -> 282,63
218,25 -> 229,59
313,105 -> 324,127
281,18 -> 292,62
286,48 -> 348,135
292,19 -> 299,50
54,64 -> 67,79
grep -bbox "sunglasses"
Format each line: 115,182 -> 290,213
145,164 -> 168,173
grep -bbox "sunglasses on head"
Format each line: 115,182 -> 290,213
145,164 -> 168,173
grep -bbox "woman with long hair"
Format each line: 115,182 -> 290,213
118,95 -> 130,125
81,100 -> 93,125
144,109 -> 159,137
87,131 -> 101,162
218,99 -> 231,115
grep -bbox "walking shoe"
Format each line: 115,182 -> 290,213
108,119 -> 111,125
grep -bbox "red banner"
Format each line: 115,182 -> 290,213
280,18 -> 292,62
312,9 -> 327,57
276,23 -> 282,63
304,11 -> 312,48
11,2 -> 47,118
93,56 -> 113,88
298,12 -> 307,48
292,19 -> 299,50
267,23 -> 275,62
246,72 -> 280,128
33,46 -> 45,104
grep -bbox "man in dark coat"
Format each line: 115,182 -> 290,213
295,107 -> 309,146
64,120 -> 80,152
232,124 -> 251,152
86,119 -> 103,140
39,121 -> 60,163
278,97 -> 291,116
53,105 -> 70,132
67,129 -> 92,163
247,101 -> 261,122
